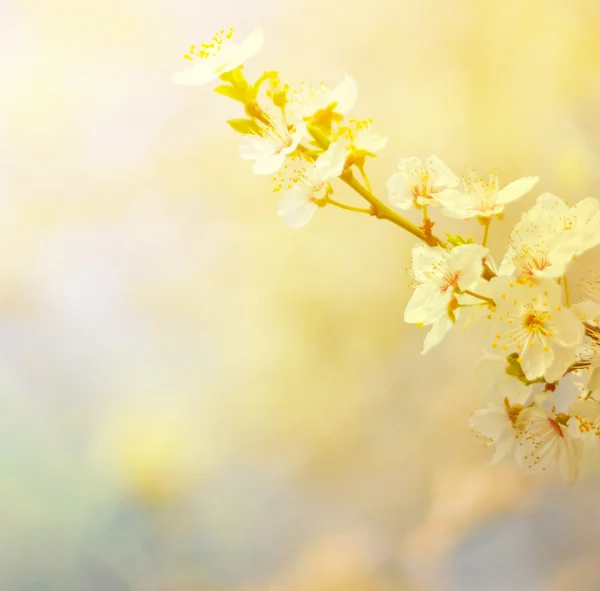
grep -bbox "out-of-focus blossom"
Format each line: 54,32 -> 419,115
438,170 -> 538,219
173,28 -> 264,87
387,155 -> 459,210
277,139 -> 347,228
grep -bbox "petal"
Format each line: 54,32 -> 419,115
548,308 -> 584,348
422,315 -> 454,353
387,173 -> 412,210
411,244 -> 447,283
238,28 -> 265,61
288,120 -> 308,149
173,61 -> 220,86
239,135 -> 272,160
277,185 -> 317,229
449,244 -> 488,290
425,155 -> 459,188
469,407 -> 508,440
329,75 -> 358,114
570,196 -> 599,221
520,342 -> 553,380
490,433 -> 515,464
557,435 -> 583,483
252,153 -> 286,175
315,139 -> 347,181
544,345 -> 577,382
404,283 -> 449,324
496,176 -> 539,205
533,192 -> 570,219
437,189 -> 476,219
497,250 -> 516,277
356,130 -> 388,155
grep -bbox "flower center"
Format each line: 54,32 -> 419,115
512,246 -> 549,278
522,309 -> 549,334
411,168 -> 437,201
504,398 -> 524,427
440,271 -> 460,292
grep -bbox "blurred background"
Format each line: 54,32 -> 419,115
1,0 -> 600,589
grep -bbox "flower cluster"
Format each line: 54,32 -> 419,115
174,28 -> 600,483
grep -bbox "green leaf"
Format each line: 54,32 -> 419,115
214,85 -> 244,102
445,232 -> 474,247
505,353 -> 545,385
226,118 -> 259,135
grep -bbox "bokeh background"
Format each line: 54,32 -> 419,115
2,0 -> 600,589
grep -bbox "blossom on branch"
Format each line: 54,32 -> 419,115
438,170 -> 538,220
173,28 -> 264,87
469,355 -> 531,463
499,193 -> 600,281
239,117 -> 307,175
277,140 -> 347,228
487,277 -> 583,381
287,75 -> 358,124
404,243 -> 488,352
516,395 -> 583,483
387,156 -> 459,210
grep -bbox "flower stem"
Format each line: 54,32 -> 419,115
357,163 -> 373,193
563,273 -> 571,307
341,170 -> 444,247
325,197 -> 372,215
481,218 -> 491,247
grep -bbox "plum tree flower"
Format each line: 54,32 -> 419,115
277,140 -> 347,228
469,355 -> 532,463
487,277 -> 584,381
438,170 -> 538,220
338,119 -> 388,172
239,117 -> 307,175
387,156 -> 459,210
499,193 -> 600,280
516,395 -> 583,483
404,243 -> 488,352
349,121 -> 388,157
173,28 -> 264,87
287,75 -> 358,122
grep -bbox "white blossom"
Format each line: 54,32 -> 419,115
404,243 -> 488,352
287,75 -> 358,121
387,156 -> 459,210
351,124 -> 388,156
239,118 -> 307,175
469,355 -> 532,463
438,170 -> 538,220
516,395 -> 583,483
277,140 -> 347,229
487,277 -> 584,381
499,193 -> 600,280
173,28 -> 264,87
